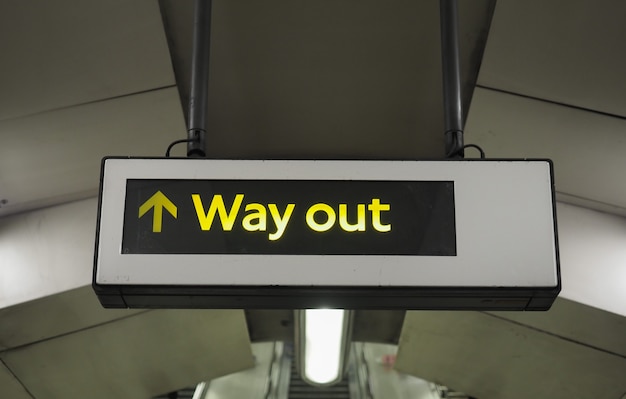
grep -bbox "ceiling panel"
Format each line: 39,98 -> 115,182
0,287 -> 144,351
554,203 -> 626,317
396,308 -> 626,399
0,0 -> 175,121
465,87 -> 626,214
0,87 -> 186,217
0,310 -> 254,399
477,0 -> 626,117
0,199 -> 99,308
160,0 -> 495,159
489,298 -> 626,358
0,362 -> 30,399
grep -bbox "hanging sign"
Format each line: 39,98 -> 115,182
93,158 -> 560,310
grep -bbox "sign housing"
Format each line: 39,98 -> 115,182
93,158 -> 560,310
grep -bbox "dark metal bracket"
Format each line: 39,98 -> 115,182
440,0 -> 464,158
187,0 -> 212,158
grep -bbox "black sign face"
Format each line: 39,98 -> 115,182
121,179 -> 456,256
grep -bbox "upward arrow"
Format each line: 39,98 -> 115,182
138,191 -> 177,233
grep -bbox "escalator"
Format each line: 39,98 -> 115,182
287,361 -> 351,399
152,342 -> 475,399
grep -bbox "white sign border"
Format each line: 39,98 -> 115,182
95,159 -> 559,288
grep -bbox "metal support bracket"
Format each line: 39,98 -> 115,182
440,0 -> 464,158
187,0 -> 212,158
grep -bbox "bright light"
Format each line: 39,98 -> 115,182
303,309 -> 346,385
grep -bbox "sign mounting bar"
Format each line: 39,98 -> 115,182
187,0 -> 211,157
441,0 -> 464,157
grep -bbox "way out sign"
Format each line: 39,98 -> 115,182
93,158 -> 560,310
124,179 -> 454,256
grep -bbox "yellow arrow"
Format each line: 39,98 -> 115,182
138,191 -> 177,233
